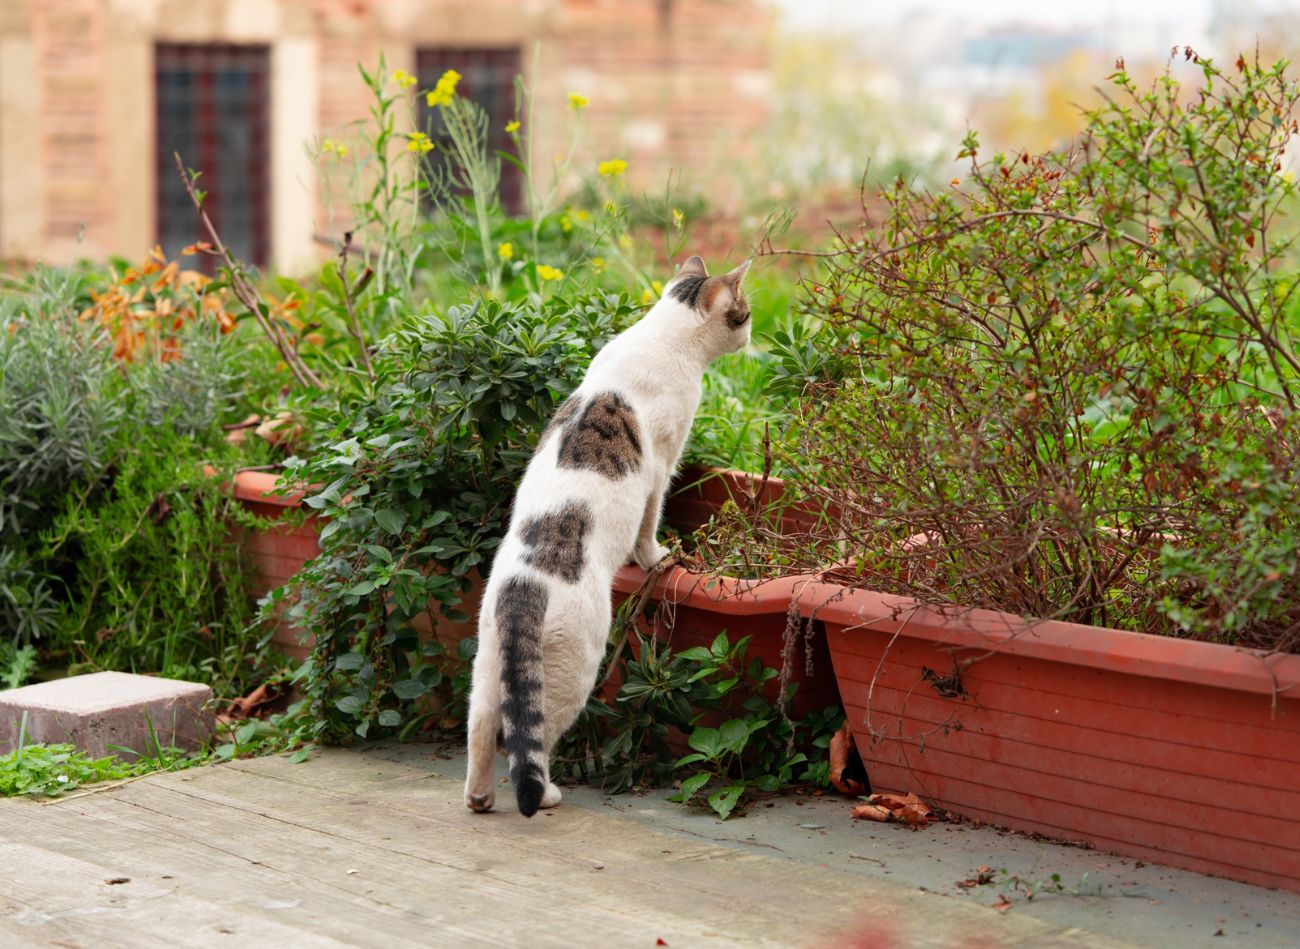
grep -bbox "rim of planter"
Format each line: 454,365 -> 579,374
612,564 -> 820,617
796,580 -> 1300,699
230,468 -> 313,508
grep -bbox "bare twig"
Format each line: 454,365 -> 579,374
338,231 -> 376,381
173,152 -> 324,389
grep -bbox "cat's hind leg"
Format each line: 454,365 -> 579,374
464,625 -> 502,813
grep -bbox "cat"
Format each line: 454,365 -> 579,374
463,254 -> 753,816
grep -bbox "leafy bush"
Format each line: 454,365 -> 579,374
754,51 -> 1300,650
1,261 -> 277,692
266,292 -> 638,742
555,626 -> 842,819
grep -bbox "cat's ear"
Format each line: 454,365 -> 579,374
677,255 -> 708,278
719,259 -> 751,289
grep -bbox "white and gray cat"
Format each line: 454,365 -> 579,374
464,254 -> 753,816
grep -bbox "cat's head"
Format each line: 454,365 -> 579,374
661,255 -> 753,356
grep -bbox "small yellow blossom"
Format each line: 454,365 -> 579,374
560,215 -> 572,233
406,131 -> 434,154
651,280 -> 663,295
505,119 -> 521,134
498,242 -> 513,261
574,209 -> 591,223
568,92 -> 590,110
322,138 -> 348,159
672,207 -> 684,230
426,69 -> 462,108
618,233 -> 633,252
591,256 -> 605,271
597,158 -> 628,177
392,69 -> 417,90
536,264 -> 564,282
604,200 -> 618,216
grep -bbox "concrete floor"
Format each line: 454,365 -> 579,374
2,743 -> 1297,947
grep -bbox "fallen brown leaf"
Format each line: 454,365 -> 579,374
851,791 -> 933,827
829,722 -> 867,797
992,895 -> 1012,913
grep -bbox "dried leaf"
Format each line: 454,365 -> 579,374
992,895 -> 1012,913
828,722 -> 867,796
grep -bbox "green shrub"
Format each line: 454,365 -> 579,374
0,264 -> 277,692
752,51 -> 1300,651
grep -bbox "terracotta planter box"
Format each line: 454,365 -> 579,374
234,471 -> 321,661
799,582 -> 1300,893
610,466 -> 839,718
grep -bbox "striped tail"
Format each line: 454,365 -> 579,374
496,575 -> 549,817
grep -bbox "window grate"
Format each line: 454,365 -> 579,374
156,44 -> 271,269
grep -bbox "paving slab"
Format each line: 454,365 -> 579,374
1,742 -> 1296,947
0,671 -> 213,758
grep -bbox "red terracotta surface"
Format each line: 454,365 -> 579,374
800,582 -> 1300,893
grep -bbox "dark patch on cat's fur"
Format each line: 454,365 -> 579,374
497,575 -> 548,816
540,393 -> 581,446
669,274 -> 707,308
557,391 -> 642,479
521,500 -> 591,583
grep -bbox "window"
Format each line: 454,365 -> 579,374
416,47 -> 523,213
156,44 -> 270,268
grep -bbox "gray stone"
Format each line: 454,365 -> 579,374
0,671 -> 213,759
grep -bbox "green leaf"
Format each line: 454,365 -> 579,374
390,678 -> 427,700
377,709 -> 402,727
673,753 -> 707,768
707,784 -> 745,820
373,508 -> 406,535
687,726 -> 720,758
335,695 -> 364,715
718,719 -> 749,754
676,772 -> 711,801
335,652 -> 365,671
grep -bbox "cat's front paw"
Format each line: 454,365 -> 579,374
633,541 -> 672,571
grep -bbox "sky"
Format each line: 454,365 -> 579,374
769,0 -> 1244,32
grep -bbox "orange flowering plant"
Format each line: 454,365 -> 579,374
78,245 -> 238,363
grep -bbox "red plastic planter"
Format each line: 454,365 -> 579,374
799,582 -> 1300,892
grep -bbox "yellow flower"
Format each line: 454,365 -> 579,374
505,119 -> 521,134
497,242 -> 513,261
392,69 -> 417,90
426,69 -> 462,107
560,215 -> 572,233
672,208 -> 684,230
604,200 -> 618,216
597,158 -> 628,177
536,264 -> 564,282
651,280 -> 663,295
574,209 -> 591,223
322,138 -> 348,159
618,234 -> 633,252
640,287 -> 654,304
591,256 -> 605,271
406,132 -> 434,154
568,92 -> 590,110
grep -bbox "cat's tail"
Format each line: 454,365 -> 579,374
497,574 -> 549,817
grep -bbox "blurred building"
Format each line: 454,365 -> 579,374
0,0 -> 770,272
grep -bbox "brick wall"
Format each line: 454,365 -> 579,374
3,0 -> 769,268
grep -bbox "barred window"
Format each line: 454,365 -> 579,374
156,44 -> 270,268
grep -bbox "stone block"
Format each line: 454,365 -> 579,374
0,672 -> 214,759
